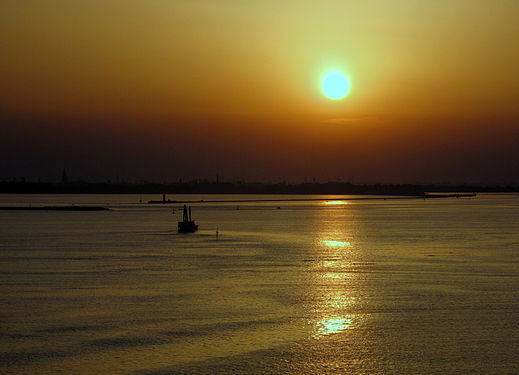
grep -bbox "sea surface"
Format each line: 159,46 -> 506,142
1,193 -> 519,374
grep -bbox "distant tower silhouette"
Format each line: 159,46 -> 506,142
61,168 -> 68,184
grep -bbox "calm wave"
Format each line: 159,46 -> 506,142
1,194 -> 519,374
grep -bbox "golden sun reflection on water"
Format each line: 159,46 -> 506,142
315,317 -> 353,336
326,291 -> 357,309
322,240 -> 350,247
310,202 -> 364,338
323,272 -> 355,280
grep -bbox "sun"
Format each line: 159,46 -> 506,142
322,72 -> 351,100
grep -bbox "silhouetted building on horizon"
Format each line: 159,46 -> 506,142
61,169 -> 68,184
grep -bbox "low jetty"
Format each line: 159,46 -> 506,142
0,206 -> 110,211
149,193 -> 476,204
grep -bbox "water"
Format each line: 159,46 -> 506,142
1,194 -> 519,374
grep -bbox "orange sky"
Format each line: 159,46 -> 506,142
1,1 -> 518,183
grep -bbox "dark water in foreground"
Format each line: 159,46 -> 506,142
1,194 -> 519,374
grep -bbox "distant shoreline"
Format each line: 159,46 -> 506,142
1,181 -> 517,195
148,193 -> 476,204
0,206 -> 110,211
0,194 -> 476,211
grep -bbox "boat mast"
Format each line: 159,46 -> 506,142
183,205 -> 188,222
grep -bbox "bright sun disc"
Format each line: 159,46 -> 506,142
322,72 -> 350,100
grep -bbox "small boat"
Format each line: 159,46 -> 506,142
178,204 -> 198,233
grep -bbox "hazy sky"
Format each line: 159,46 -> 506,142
1,0 -> 518,183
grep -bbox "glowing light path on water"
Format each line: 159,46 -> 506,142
322,240 -> 350,247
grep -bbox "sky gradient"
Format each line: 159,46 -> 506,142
1,0 -> 518,183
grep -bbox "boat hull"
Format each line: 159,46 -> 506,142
178,221 -> 198,233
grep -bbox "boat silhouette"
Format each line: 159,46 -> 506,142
178,204 -> 198,233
